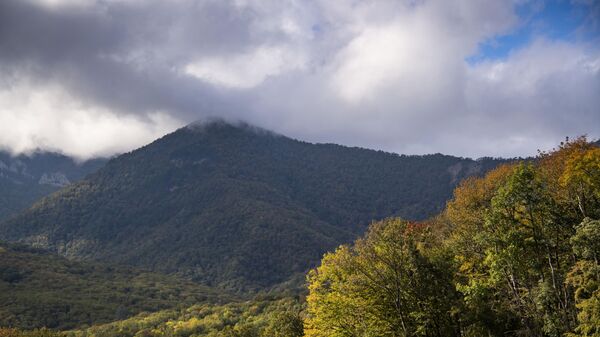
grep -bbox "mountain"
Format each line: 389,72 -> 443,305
0,121 -> 506,290
0,151 -> 106,221
0,242 -> 230,330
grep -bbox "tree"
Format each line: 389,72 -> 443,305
445,164 -> 520,336
305,218 -> 460,337
263,309 -> 304,337
567,218 -> 600,337
560,147 -> 600,219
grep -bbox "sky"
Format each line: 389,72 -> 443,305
0,0 -> 598,160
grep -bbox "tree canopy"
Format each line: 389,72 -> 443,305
306,137 -> 600,337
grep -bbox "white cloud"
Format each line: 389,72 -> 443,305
328,0 -> 517,103
245,2 -> 599,158
0,80 -> 183,160
184,45 -> 307,89
458,39 -> 600,156
29,0 -> 95,7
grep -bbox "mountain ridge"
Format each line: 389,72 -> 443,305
0,151 -> 107,221
0,121 -> 507,290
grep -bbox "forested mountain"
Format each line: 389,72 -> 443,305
6,137 -> 597,337
305,138 -> 600,337
0,243 -> 230,330
0,121 -> 505,290
0,151 -> 106,221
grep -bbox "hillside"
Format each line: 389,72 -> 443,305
0,243 -> 230,330
0,121 -> 505,290
0,151 -> 106,221
64,297 -> 303,337
304,137 -> 600,337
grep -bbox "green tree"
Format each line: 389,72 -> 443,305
445,164 -> 519,336
305,218 -> 460,337
567,218 -> 600,337
560,147 -> 600,219
263,309 -> 304,337
447,139 -> 600,336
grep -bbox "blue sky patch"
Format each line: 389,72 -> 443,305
466,0 -> 596,64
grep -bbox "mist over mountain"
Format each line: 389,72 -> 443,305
0,151 -> 106,221
0,121 -> 506,290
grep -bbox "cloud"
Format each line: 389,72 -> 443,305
185,45 -> 307,89
0,0 -> 598,159
463,39 -> 600,154
329,0 -> 517,103
0,78 -> 181,160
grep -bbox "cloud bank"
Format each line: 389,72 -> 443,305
0,0 -> 598,159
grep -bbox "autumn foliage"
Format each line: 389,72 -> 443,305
306,137 -> 600,337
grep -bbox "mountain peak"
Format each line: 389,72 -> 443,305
0,126 -> 505,290
184,118 -> 282,139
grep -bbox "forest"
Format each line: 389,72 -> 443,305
305,137 -> 600,336
0,244 -> 232,330
0,122 -> 504,291
2,137 -> 598,337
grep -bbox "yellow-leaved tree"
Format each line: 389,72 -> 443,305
305,218 -> 461,337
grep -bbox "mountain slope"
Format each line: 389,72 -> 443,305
0,243 -> 230,330
0,151 -> 106,221
0,121 -> 505,290
65,297 -> 303,337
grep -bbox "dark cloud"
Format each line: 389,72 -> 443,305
0,0 -> 255,117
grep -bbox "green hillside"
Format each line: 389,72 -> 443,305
64,297 -> 303,337
0,243 -> 231,330
0,121 -> 504,290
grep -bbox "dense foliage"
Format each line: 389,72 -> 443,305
305,218 -> 460,336
0,151 -> 105,221
0,121 -> 503,290
0,328 -> 62,337
0,243 -> 231,330
62,297 -> 304,337
305,137 -> 600,336
4,137 -> 597,336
